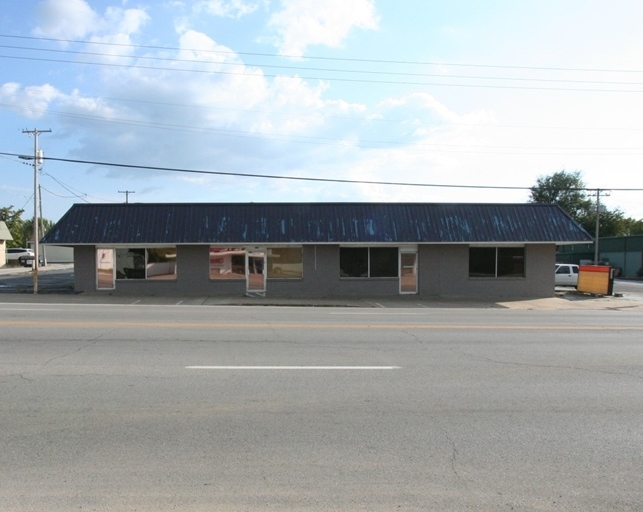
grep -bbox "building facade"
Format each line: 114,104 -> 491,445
42,202 -> 593,298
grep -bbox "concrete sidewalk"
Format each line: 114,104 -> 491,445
0,262 -> 73,275
1,263 -> 643,311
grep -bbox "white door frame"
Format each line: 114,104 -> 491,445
399,248 -> 418,294
96,248 -> 115,290
246,249 -> 266,293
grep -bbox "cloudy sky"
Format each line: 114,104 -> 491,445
2,0 -> 643,222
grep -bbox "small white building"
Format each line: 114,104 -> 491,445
0,221 -> 13,267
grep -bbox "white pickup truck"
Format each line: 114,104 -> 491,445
555,263 -> 579,287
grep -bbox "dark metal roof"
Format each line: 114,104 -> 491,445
41,202 -> 593,245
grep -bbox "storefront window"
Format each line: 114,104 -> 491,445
115,247 -> 176,280
267,247 -> 303,278
210,247 -> 246,279
340,247 -> 398,278
469,247 -> 525,278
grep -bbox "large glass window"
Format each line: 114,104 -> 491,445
116,248 -> 146,279
146,248 -> 177,279
115,247 -> 176,280
370,248 -> 398,277
340,247 -> 398,278
340,248 -> 368,277
469,247 -> 525,278
211,246 -> 304,280
497,247 -> 525,277
267,247 -> 303,279
210,247 -> 246,279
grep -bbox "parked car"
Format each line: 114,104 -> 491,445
6,248 -> 34,262
555,263 -> 579,287
18,254 -> 46,267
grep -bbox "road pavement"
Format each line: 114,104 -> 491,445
1,302 -> 642,510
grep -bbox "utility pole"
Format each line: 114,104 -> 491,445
119,190 -> 135,203
22,128 -> 51,294
592,188 -> 610,265
39,184 -> 47,266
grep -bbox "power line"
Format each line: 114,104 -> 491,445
6,95 -> 643,135
3,151 -> 643,192
3,34 -> 643,74
3,43 -> 643,88
1,54 -> 641,93
4,104 -> 643,156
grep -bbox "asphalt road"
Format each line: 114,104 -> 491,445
1,303 -> 642,511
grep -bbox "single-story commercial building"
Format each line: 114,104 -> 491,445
41,202 -> 593,298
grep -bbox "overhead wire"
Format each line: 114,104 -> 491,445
1,53 -> 641,93
2,36 -> 643,210
2,42 -> 643,87
3,34 -> 643,74
3,103 -> 643,156
3,151 -> 643,192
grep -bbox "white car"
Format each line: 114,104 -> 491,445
6,248 -> 34,262
555,263 -> 579,287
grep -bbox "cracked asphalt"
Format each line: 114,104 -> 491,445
1,300 -> 643,511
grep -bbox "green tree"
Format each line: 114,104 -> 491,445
22,218 -> 55,244
529,170 -> 643,238
622,217 -> 643,235
0,206 -> 26,248
579,208 -> 626,238
529,170 -> 592,219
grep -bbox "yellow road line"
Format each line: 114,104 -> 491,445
1,321 -> 642,330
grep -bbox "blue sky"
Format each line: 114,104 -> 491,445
2,0 -> 643,222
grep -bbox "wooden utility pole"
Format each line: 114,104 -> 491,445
119,190 -> 135,203
592,188 -> 610,264
22,128 -> 51,294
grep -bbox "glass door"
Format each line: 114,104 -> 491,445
96,248 -> 115,290
400,252 -> 417,294
246,250 -> 266,293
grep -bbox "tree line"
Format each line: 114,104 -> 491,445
1,206 -> 54,248
529,170 -> 643,237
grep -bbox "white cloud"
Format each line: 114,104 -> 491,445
33,0 -> 149,50
267,0 -> 379,56
194,0 -> 264,18
0,82 -> 61,118
33,0 -> 100,39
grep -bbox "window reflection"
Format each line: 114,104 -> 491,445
210,247 -> 303,280
210,247 -> 246,279
115,247 -> 177,280
146,248 -> 177,280
267,247 -> 303,278
96,248 -> 115,289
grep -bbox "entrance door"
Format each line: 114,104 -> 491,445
96,248 -> 115,290
246,250 -> 266,293
400,252 -> 417,294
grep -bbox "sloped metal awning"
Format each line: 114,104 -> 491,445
41,202 -> 594,246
